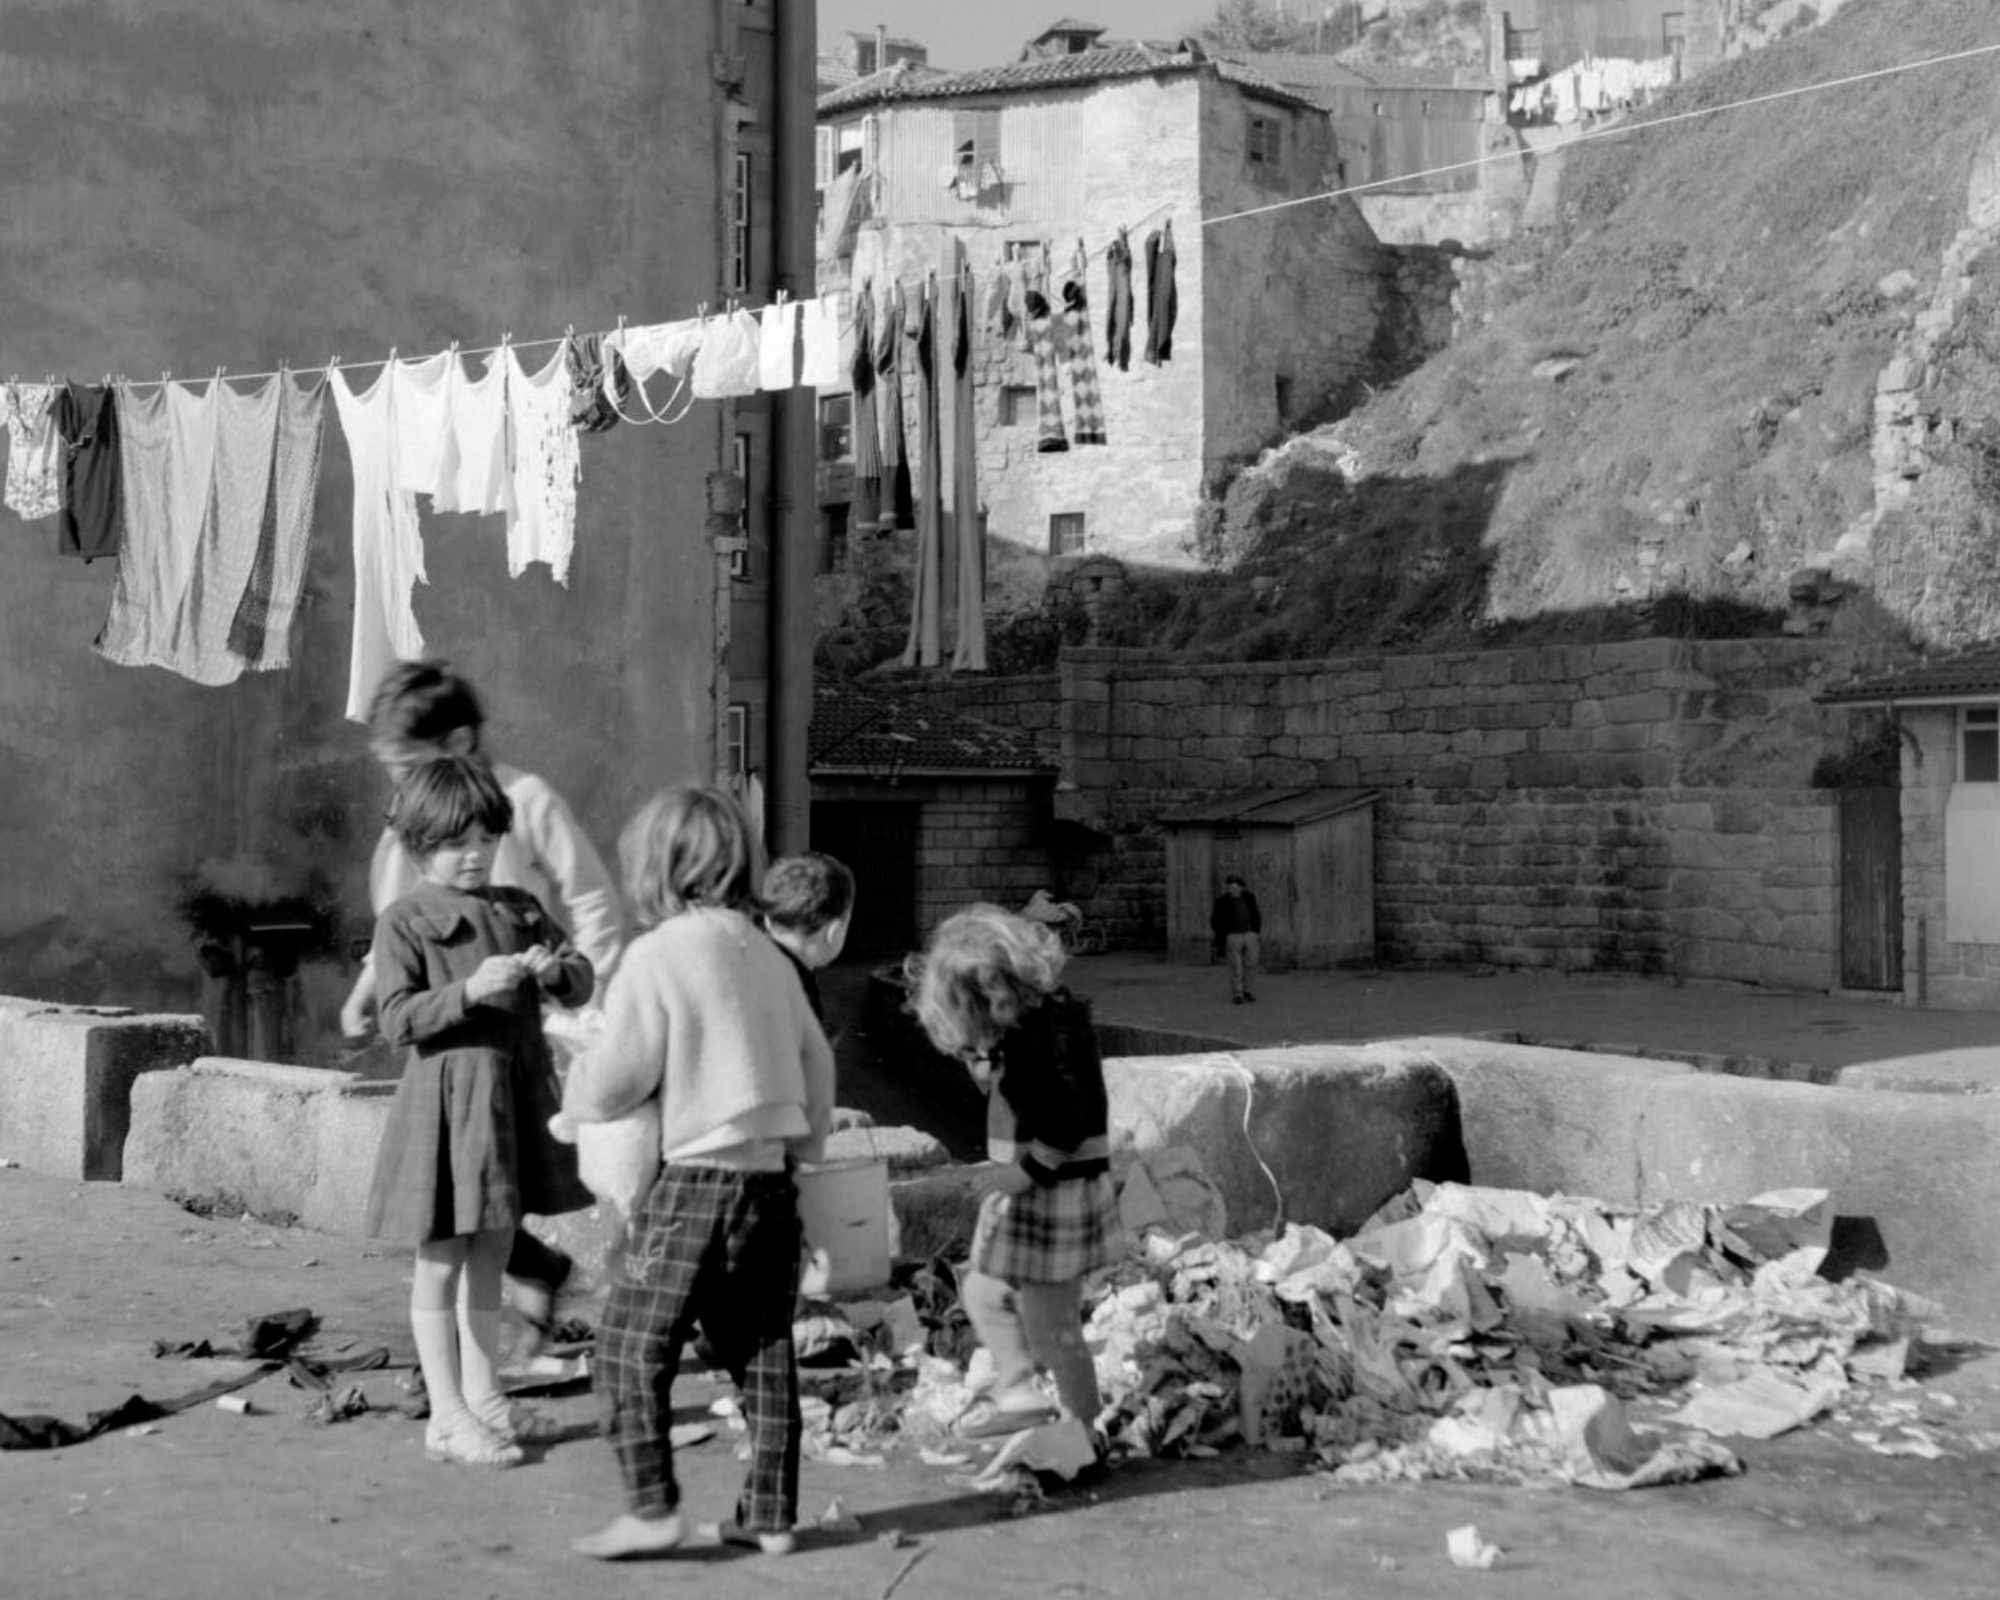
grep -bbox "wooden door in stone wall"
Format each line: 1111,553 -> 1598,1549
811,800 -> 919,955
1838,787 -> 1902,991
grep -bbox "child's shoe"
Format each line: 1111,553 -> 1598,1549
573,1511 -> 686,1560
710,1519 -> 797,1555
473,1398 -> 561,1446
425,1414 -> 525,1468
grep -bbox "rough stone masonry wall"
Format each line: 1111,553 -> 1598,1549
990,638 -> 1872,986
910,779 -> 1055,937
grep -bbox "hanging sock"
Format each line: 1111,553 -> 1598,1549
951,262 -> 986,673
566,332 -> 629,434
503,342 -> 581,586
227,372 -> 327,672
1144,220 -> 1178,365
901,277 -> 944,669
333,364 -> 428,722
876,284 -> 915,529
3,381 -> 62,520
1060,246 -> 1107,446
798,293 -> 849,390
1104,229 -> 1134,373
446,353 -> 511,516
96,381 -> 218,676
1025,251 -> 1068,454
55,382 -> 124,560
757,298 -> 798,391
850,287 -> 881,535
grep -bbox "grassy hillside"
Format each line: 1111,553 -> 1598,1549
1118,0 -> 2000,663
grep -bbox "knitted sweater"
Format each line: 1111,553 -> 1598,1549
985,989 -> 1111,1185
560,906 -> 833,1164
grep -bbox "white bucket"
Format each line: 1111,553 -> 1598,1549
795,1156 -> 893,1295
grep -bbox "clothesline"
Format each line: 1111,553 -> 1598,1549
859,197 -> 1179,296
1202,37 -> 2000,229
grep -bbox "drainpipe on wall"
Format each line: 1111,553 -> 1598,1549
766,0 -> 818,855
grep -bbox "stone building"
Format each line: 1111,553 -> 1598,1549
812,30 -> 1388,618
0,1 -> 817,1055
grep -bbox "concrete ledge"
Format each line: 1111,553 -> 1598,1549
1421,1035 -> 2000,1334
0,997 -> 210,1180
1105,1045 -> 1468,1235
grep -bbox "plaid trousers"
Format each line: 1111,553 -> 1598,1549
1060,275 -> 1107,446
595,1165 -> 803,1532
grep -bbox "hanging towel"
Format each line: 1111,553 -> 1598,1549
503,343 -> 581,586
951,262 -> 986,673
850,287 -> 881,536
55,383 -> 124,560
901,278 -> 944,669
757,300 -> 799,391
228,372 -> 326,671
691,309 -> 762,399
1105,229 -> 1134,373
96,380 -> 223,679
390,350 -> 458,507
3,382 -> 62,520
876,284 -> 915,530
333,365 -> 428,722
1144,221 -> 1178,365
445,353 -> 511,516
567,333 -> 629,433
1025,251 -> 1068,454
1061,247 -> 1107,446
799,293 -> 848,389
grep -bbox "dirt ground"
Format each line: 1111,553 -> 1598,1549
6,1169 -> 2000,1600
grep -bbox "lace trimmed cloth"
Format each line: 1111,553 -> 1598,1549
3,381 -> 62,520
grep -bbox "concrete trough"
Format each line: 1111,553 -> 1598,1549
93,1033 -> 2000,1334
0,996 -> 210,1180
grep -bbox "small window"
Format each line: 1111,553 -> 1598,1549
726,704 -> 750,782
822,503 -> 851,574
1003,239 -> 1040,263
952,108 -> 1001,175
1049,511 -> 1086,556
730,433 -> 751,580
730,152 -> 752,294
819,394 -> 852,461
1963,706 -> 1999,783
1000,385 -> 1037,426
1247,114 -> 1284,172
815,127 -> 837,190
1274,374 -> 1295,424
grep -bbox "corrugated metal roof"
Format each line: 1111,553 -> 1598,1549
810,683 -> 1057,775
1817,645 -> 2000,706
1160,787 -> 1379,826
817,44 -> 1325,116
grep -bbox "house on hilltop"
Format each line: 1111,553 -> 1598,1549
812,24 -> 1390,622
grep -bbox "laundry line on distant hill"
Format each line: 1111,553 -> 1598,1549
1204,37 -> 2000,229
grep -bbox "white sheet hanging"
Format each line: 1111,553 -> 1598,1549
333,365 -> 428,720
503,342 -> 580,585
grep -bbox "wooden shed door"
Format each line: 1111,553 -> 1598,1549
1839,787 -> 1902,990
811,801 -> 918,956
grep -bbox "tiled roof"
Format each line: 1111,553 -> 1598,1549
1817,645 -> 2000,705
1034,18 -> 1109,38
810,684 -> 1057,776
817,44 -> 1324,116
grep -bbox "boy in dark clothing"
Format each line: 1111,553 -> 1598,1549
1209,874 -> 1262,1004
762,852 -> 856,1025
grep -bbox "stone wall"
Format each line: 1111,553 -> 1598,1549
920,639 -> 1877,986
911,778 -> 1055,935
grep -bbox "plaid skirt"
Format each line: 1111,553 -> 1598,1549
969,1172 -> 1123,1284
364,1042 -> 591,1244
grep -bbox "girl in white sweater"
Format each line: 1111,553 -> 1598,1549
560,785 -> 833,1561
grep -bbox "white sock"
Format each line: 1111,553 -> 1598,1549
457,1300 -> 508,1425
411,1307 -> 471,1432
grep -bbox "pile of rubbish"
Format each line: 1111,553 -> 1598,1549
790,1171 -> 1950,1493
1081,1178 -> 1940,1490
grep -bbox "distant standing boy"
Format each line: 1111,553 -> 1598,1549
761,852 -> 856,1026
1210,874 -> 1261,1004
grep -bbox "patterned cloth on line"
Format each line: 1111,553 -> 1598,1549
1060,248 -> 1107,446
1025,252 -> 1068,454
969,1172 -> 1122,1284
596,1165 -> 803,1530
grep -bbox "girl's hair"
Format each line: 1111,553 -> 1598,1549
904,903 -> 1066,1057
390,756 -> 514,858
620,784 -> 764,929
367,659 -> 486,748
